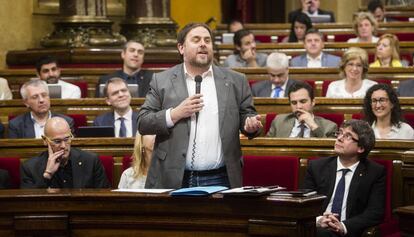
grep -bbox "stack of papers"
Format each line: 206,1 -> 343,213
170,186 -> 228,196
221,186 -> 286,197
270,189 -> 317,197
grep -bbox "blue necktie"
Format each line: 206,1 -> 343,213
331,168 -> 350,220
119,117 -> 126,137
272,86 -> 282,98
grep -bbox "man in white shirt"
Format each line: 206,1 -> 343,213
35,56 -> 81,99
93,77 -> 138,137
303,119 -> 386,236
252,52 -> 298,98
290,28 -> 341,68
138,23 -> 263,189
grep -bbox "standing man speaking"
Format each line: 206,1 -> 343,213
138,23 -> 262,189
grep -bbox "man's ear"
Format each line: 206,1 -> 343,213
121,50 -> 126,60
41,135 -> 48,146
357,146 -> 365,155
177,43 -> 184,55
105,97 -> 112,106
23,100 -> 30,108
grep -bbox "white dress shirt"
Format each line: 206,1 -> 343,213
326,79 -> 377,98
57,80 -> 81,99
372,121 -> 414,139
166,65 -> 223,171
31,111 -> 52,138
270,79 -> 289,98
307,53 -> 323,68
114,108 -> 133,137
289,118 -> 311,138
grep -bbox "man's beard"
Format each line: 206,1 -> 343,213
189,55 -> 212,69
46,77 -> 59,84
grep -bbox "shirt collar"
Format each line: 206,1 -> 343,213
183,64 -> 213,80
271,78 -> 289,90
292,114 -> 314,129
30,111 -> 52,124
114,107 -> 132,121
336,157 -> 359,173
307,52 -> 323,61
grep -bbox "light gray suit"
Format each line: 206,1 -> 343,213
290,53 -> 341,67
251,79 -> 298,97
266,113 -> 337,138
137,64 -> 259,189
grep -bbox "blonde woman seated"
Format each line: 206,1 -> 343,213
370,34 -> 405,67
326,47 -> 377,98
118,134 -> 155,189
363,83 -> 414,139
347,12 -> 379,43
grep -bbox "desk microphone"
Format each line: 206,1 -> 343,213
195,75 -> 203,122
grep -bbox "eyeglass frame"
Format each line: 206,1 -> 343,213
42,133 -> 74,146
371,97 -> 389,105
334,130 -> 359,143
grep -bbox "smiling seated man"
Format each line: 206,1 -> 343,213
20,117 -> 110,188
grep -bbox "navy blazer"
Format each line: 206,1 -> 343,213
251,79 -> 298,97
303,156 -> 386,236
8,112 -> 74,138
290,53 -> 341,68
93,111 -> 138,137
20,148 -> 110,189
96,69 -> 153,97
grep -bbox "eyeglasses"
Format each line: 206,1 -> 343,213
42,133 -> 73,145
346,62 -> 363,69
334,130 -> 359,142
371,97 -> 389,105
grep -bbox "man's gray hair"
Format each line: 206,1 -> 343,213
266,52 -> 289,69
20,79 -> 48,100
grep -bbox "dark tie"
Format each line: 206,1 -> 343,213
119,117 -> 126,137
272,86 -> 282,98
297,123 -> 306,138
331,168 -> 351,220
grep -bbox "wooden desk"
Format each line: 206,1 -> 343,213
395,205 -> 414,237
0,189 -> 325,237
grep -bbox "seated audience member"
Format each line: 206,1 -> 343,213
35,56 -> 81,99
267,81 -> 337,138
0,121 -> 4,138
288,0 -> 335,23
21,117 -> 110,188
347,12 -> 379,43
368,0 -> 396,22
0,169 -> 10,189
282,13 -> 313,43
397,79 -> 414,97
228,19 -> 244,33
303,119 -> 385,237
0,78 -> 12,100
370,34 -> 406,67
223,29 -> 268,67
93,77 -> 138,137
363,84 -> 414,139
326,47 -> 377,98
118,134 -> 155,189
252,52 -> 297,98
290,28 -> 341,67
96,40 -> 153,97
8,80 -> 74,138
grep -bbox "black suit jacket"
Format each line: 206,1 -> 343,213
303,156 -> 385,237
8,112 -> 74,138
20,148 -> 110,188
96,69 -> 153,97
93,110 -> 138,137
0,169 -> 10,189
288,8 -> 335,23
0,121 -> 4,138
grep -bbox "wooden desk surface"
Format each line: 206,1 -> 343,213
395,205 -> 414,236
0,189 -> 325,237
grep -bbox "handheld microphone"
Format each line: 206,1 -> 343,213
195,75 -> 203,121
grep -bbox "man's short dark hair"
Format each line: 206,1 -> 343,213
368,0 -> 384,13
177,23 -> 213,45
305,28 -> 325,41
103,77 -> 128,97
233,29 -> 252,47
340,119 -> 376,161
287,81 -> 314,101
35,56 -> 59,74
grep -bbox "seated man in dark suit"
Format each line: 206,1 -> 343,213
303,119 -> 385,237
288,0 -> 335,23
21,117 -> 110,188
267,81 -> 337,137
96,40 -> 153,97
252,52 -> 297,98
8,80 -> 74,138
93,77 -> 138,137
0,169 -> 10,189
0,120 -> 4,138
290,28 -> 341,68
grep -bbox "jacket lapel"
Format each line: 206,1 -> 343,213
132,111 -> 138,136
346,161 -> 366,218
70,149 -> 84,188
24,113 -> 36,138
171,64 -> 190,131
213,65 -> 230,137
322,157 -> 338,209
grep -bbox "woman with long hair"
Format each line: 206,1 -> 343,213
282,12 -> 313,43
370,34 -> 404,67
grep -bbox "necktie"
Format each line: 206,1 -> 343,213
272,86 -> 282,98
331,168 -> 351,220
297,123 -> 306,138
119,117 -> 126,137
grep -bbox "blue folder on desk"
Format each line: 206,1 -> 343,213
170,186 -> 228,196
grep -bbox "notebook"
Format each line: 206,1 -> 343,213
99,84 -> 139,98
309,14 -> 332,23
221,186 -> 286,197
47,84 -> 62,99
170,186 -> 228,196
76,126 -> 115,138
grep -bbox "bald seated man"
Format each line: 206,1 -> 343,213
20,117 -> 110,189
